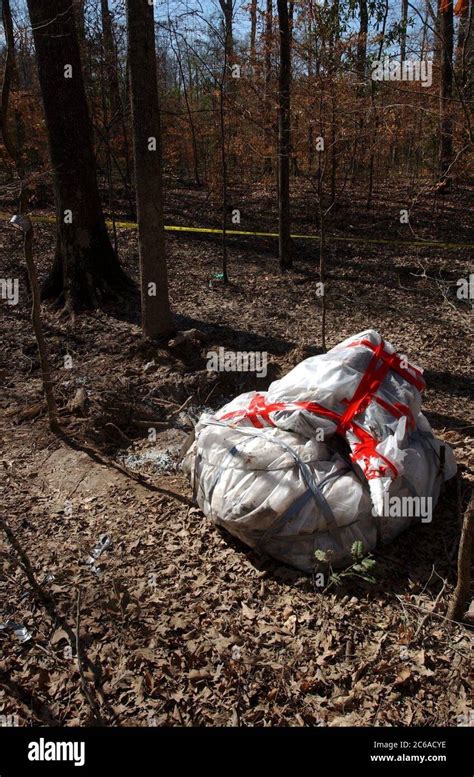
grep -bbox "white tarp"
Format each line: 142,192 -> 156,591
183,330 -> 457,572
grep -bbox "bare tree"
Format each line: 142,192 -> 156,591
277,0 -> 292,270
456,0 -> 473,96
356,0 -> 368,83
218,0 -> 234,65
170,30 -> 201,186
100,0 -> 121,121
126,0 -> 173,337
250,0 -> 258,61
400,0 -> 409,60
439,0 -> 454,180
263,0 -> 273,174
218,33 -> 230,284
26,0 -> 131,312
1,0 -> 16,160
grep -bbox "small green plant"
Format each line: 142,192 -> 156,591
314,541 -> 377,591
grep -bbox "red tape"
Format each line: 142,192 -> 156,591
220,394 -> 340,428
344,339 -> 425,391
218,339 -> 423,482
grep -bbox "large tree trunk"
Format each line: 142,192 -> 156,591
26,0 -> 131,312
126,0 -> 172,337
277,0 -> 292,270
439,0 -> 454,180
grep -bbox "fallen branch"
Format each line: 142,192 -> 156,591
0,516 -> 112,724
76,589 -> 104,725
56,430 -> 194,507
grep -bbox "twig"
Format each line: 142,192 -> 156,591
414,576 -> 448,637
104,422 -> 132,444
75,588 -> 104,725
169,395 -> 193,418
395,595 -> 471,628
133,420 -> 171,429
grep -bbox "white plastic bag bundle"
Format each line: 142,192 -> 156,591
183,330 -> 457,572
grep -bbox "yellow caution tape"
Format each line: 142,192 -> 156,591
161,224 -> 474,251
3,212 -> 473,251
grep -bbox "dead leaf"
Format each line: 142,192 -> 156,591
241,602 -> 256,620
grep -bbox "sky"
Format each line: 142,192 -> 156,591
0,1 -> 446,65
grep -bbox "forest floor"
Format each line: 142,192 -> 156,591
0,180 -> 473,727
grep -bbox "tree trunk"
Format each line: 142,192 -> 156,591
357,0 -> 368,84
74,0 -> 86,41
126,0 -> 173,338
447,492 -> 474,621
218,0 -> 234,174
456,0 -> 468,65
277,0 -> 292,270
219,0 -> 234,66
26,0 -> 131,312
434,0 -> 442,71
457,0 -> 473,96
400,0 -> 409,61
219,79 -> 229,284
263,0 -> 273,175
439,0 -> 454,180
467,0 -> 474,99
250,0 -> 258,62
1,0 -> 17,161
100,0 -> 122,122
172,34 -> 201,187
74,1 -> 89,84
330,0 -> 341,67
2,0 -> 29,212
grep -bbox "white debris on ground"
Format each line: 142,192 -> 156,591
124,448 -> 178,473
121,405 -> 218,475
183,330 -> 457,572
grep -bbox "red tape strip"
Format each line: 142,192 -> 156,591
344,339 -> 425,391
218,339 -> 423,481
